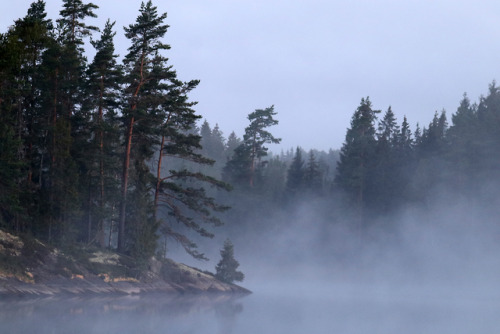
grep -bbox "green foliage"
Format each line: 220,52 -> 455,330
0,0 -> 231,264
80,18 -> 123,245
286,147 -> 305,199
57,0 -> 99,47
117,0 -> 177,253
335,97 -> 379,221
5,0 -> 500,282
223,106 -> 281,188
304,150 -> 323,195
215,238 -> 244,284
0,121 -> 24,227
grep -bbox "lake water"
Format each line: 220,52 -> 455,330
1,280 -> 500,334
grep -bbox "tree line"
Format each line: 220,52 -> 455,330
2,0 -> 500,265
206,88 -> 500,239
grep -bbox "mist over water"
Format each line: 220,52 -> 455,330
231,192 -> 500,333
3,194 -> 500,333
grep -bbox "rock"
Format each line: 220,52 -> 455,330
0,230 -> 250,297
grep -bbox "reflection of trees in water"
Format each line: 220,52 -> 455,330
215,301 -> 243,334
0,294 -> 247,334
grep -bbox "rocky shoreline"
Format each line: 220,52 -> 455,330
0,230 -> 250,298
0,275 -> 250,298
0,268 -> 250,298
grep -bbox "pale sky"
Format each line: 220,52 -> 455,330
3,0 -> 500,151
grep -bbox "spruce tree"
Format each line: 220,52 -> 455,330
304,150 -> 323,195
446,94 -> 478,193
225,131 -> 242,159
286,147 -> 305,199
412,110 -> 449,202
198,120 -> 224,177
391,116 -> 415,204
470,81 -> 500,187
335,97 -> 379,225
205,123 -> 226,176
371,107 -> 399,214
215,238 -> 244,284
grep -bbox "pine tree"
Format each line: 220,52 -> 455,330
304,150 -> 323,195
49,0 -> 98,243
215,238 -> 244,284
224,106 -> 281,188
259,156 -> 287,204
198,120 -> 226,177
83,19 -> 123,245
286,147 -> 304,199
371,107 -> 400,213
335,97 -> 379,225
470,82 -> 500,192
222,143 -> 253,187
0,1 -> 55,233
395,116 -> 413,155
57,0 -> 99,47
153,79 -> 231,260
207,123 -> 226,175
412,110 -> 449,202
392,116 -> 415,204
225,131 -> 242,161
0,117 -> 24,229
118,0 -> 172,253
199,120 -> 213,151
447,94 -> 478,193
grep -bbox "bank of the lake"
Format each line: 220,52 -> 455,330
0,230 -> 250,297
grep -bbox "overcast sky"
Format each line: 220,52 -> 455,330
3,0 -> 500,152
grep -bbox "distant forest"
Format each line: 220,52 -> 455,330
2,0 -> 500,264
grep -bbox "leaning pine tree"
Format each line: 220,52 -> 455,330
223,106 -> 281,188
117,0 -> 173,254
117,0 -> 231,260
215,239 -> 244,284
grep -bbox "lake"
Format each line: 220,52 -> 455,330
1,279 -> 499,334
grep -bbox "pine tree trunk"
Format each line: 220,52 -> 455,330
117,46 -> 146,252
87,178 -> 92,243
153,135 -> 165,221
249,133 -> 257,187
97,75 -> 106,247
117,116 -> 135,252
358,155 -> 365,232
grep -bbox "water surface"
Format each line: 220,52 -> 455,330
1,281 -> 499,334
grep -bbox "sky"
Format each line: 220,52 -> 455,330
3,0 -> 500,152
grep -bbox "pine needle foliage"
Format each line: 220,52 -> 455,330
215,238 -> 244,284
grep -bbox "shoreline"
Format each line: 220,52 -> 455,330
0,276 -> 251,298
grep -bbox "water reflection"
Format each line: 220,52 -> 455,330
2,284 -> 500,334
0,293 -> 245,334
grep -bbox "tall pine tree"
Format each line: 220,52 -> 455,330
224,106 -> 281,188
335,97 -> 379,226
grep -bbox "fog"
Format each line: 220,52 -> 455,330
231,189 -> 500,332
251,201 -> 500,299
3,192 -> 500,333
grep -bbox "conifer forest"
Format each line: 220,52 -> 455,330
2,0 -> 500,267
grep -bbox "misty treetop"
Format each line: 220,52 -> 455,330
332,84 -> 500,225
223,105 -> 281,189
